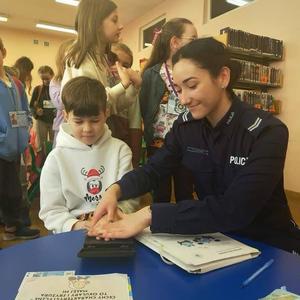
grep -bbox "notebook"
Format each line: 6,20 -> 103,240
136,229 -> 260,273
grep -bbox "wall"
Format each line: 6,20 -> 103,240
0,27 -> 69,88
200,0 -> 300,192
122,0 -> 300,192
121,0 -> 205,69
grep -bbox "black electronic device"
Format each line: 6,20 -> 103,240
78,236 -> 135,258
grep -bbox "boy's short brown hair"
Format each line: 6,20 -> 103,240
62,76 -> 107,117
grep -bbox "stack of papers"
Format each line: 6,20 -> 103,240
136,229 -> 260,273
16,271 -> 133,300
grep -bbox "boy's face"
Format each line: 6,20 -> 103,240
64,111 -> 107,145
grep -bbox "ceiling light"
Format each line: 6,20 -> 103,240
36,23 -> 77,34
0,15 -> 8,22
55,0 -> 79,6
226,0 -> 249,6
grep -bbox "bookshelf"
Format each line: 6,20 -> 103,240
215,28 -> 283,114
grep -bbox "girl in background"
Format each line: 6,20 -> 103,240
50,39 -> 74,147
62,0 -> 139,115
13,56 -> 34,96
109,43 -> 142,168
29,66 -> 55,156
139,18 -> 197,203
13,56 -> 35,226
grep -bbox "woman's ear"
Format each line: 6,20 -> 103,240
218,66 -> 231,89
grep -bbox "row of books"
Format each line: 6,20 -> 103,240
220,27 -> 283,58
234,59 -> 282,86
234,89 -> 279,114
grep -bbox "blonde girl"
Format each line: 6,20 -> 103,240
62,0 -> 138,114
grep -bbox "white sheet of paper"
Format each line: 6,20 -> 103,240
18,270 -> 75,291
16,273 -> 131,300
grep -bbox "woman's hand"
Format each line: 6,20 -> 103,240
91,206 -> 152,239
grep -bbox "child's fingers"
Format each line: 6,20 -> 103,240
91,207 -> 106,226
107,208 -> 116,223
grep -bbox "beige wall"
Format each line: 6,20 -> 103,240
0,27 -> 69,88
121,0 -> 205,69
122,0 -> 300,192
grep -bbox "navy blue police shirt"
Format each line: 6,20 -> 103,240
117,95 -> 298,248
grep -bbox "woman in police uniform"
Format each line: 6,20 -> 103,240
89,37 -> 300,253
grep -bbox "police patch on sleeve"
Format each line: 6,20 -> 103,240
178,111 -> 194,123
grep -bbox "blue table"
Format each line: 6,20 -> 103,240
1,230 -> 300,300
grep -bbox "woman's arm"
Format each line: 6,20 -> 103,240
89,123 -> 183,235
116,143 -> 140,213
150,124 -> 289,234
90,123 -> 289,239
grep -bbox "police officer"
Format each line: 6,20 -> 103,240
89,37 -> 300,253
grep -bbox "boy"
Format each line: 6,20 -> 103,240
0,37 -> 40,240
30,65 -> 55,156
39,76 -> 139,234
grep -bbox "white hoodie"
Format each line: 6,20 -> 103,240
39,123 -> 139,233
61,54 -> 137,115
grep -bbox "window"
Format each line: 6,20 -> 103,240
139,16 -> 166,50
210,0 -> 254,19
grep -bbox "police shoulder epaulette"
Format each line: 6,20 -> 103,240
178,111 -> 193,124
242,109 -> 274,137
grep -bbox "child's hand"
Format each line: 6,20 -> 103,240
116,61 -> 131,89
72,220 -> 92,231
127,69 -> 142,88
110,65 -> 119,80
36,108 -> 44,116
92,208 -> 124,229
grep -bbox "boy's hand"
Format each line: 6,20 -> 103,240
72,220 -> 92,231
116,61 -> 131,89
